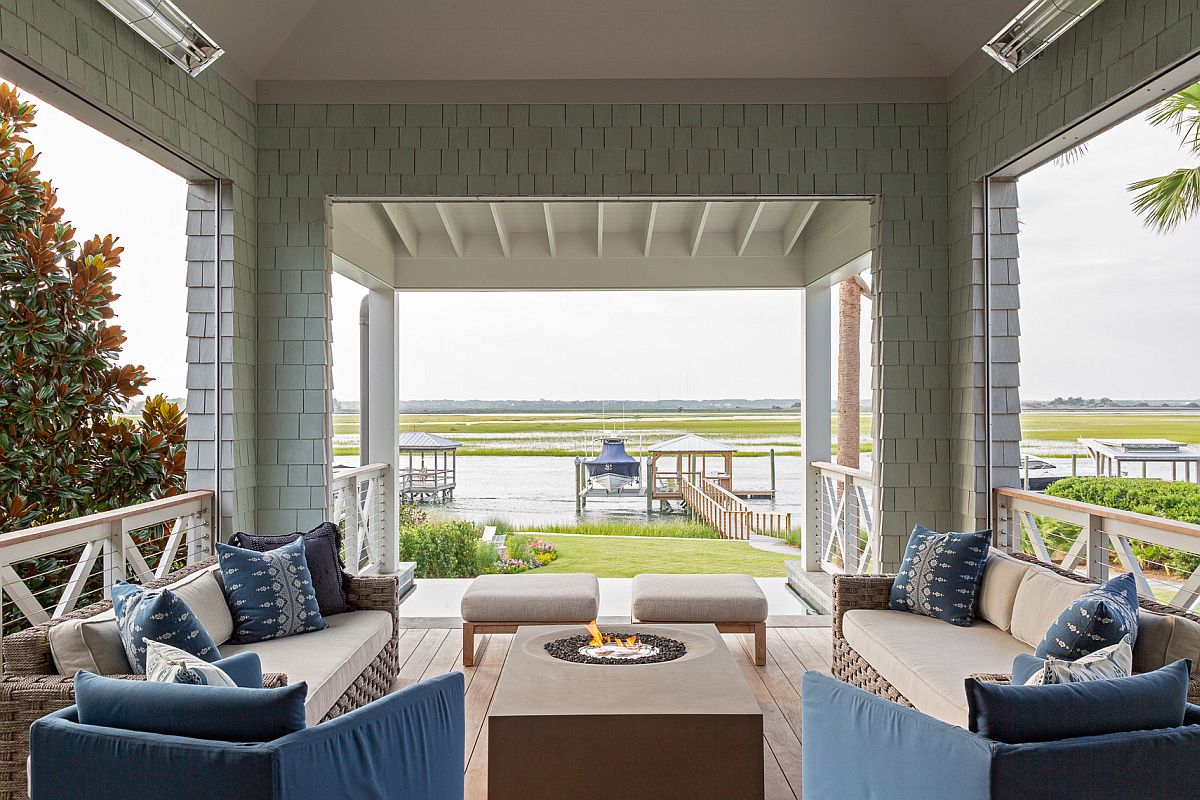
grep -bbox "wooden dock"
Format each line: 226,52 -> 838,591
682,477 -> 792,540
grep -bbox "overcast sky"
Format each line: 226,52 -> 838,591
12,77 -> 1197,404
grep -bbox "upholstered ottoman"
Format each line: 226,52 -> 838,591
460,573 -> 600,666
631,574 -> 769,665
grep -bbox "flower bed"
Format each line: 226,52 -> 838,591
484,536 -> 558,574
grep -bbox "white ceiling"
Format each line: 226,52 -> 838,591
329,199 -> 872,291
176,1 -> 1027,102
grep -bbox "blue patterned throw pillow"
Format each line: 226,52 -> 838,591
888,524 -> 991,626
1036,572 -> 1140,661
218,538 -> 328,644
111,582 -> 220,674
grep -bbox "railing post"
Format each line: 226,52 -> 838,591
1086,514 -> 1108,582
102,519 -> 125,600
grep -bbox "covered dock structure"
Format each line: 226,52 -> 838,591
397,432 -> 461,502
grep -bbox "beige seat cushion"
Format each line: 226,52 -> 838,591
1009,567 -> 1091,650
631,574 -> 768,622
842,609 -> 1033,727
48,567 -> 234,676
460,573 -> 599,622
220,609 -> 392,726
1134,609 -> 1200,677
976,550 -> 1034,632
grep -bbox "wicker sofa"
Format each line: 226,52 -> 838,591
0,557 -> 401,800
833,550 -> 1200,726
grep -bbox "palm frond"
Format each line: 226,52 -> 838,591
1128,166 -> 1200,232
1052,143 -> 1088,166
1146,83 -> 1200,154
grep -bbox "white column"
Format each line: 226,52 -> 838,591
801,285 -> 832,571
366,287 -> 400,573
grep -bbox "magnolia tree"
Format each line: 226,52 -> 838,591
0,83 -> 186,535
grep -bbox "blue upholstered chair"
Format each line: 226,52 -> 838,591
29,671 -> 465,800
802,672 -> 1200,800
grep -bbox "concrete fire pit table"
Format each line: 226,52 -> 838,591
487,623 -> 764,800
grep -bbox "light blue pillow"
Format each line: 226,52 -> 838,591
218,538 -> 327,644
1036,572 -> 1140,660
888,524 -> 991,626
111,582 -> 220,674
74,670 -> 307,742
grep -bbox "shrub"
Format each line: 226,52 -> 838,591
505,533 -> 532,562
397,520 -> 480,578
1044,477 -> 1200,576
473,540 -> 500,574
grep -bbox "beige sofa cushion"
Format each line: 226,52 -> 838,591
1009,568 -> 1091,650
48,566 -> 234,675
976,550 -> 1034,632
461,573 -> 599,622
164,567 -> 234,645
842,609 -> 1033,727
48,610 -> 132,675
220,609 -> 392,726
1134,609 -> 1200,677
631,574 -> 768,622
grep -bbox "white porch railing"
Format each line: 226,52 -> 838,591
995,487 -> 1200,612
329,463 -> 391,575
0,491 -> 215,640
811,461 -> 878,574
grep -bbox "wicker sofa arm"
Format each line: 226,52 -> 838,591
832,574 -> 896,636
344,572 -> 401,637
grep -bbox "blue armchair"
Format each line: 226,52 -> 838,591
29,671 -> 465,800
802,672 -> 1200,800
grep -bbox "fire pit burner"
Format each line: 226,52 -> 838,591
544,632 -> 686,665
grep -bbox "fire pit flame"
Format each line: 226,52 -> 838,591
579,621 -> 658,660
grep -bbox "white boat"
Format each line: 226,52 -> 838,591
584,438 -> 640,493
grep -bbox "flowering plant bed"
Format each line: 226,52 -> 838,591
483,536 -> 558,574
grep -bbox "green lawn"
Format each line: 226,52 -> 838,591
533,534 -> 795,577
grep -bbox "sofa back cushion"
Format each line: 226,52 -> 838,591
48,567 -> 234,676
1009,568 -> 1092,650
976,550 -> 1034,631
965,659 -> 1191,744
1135,609 -> 1200,677
74,670 -> 307,742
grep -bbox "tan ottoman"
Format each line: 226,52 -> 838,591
631,574 -> 769,665
460,573 -> 600,666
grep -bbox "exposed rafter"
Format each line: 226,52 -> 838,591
783,201 -> 819,256
543,202 -> 557,257
381,203 -> 419,257
434,202 -> 463,257
488,202 -> 510,257
596,202 -> 605,257
644,201 -> 658,257
735,201 -> 766,256
690,201 -> 712,257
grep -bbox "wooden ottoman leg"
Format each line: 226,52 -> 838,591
753,622 -> 766,666
463,623 -> 476,667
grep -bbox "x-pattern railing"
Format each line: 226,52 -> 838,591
812,461 -> 877,574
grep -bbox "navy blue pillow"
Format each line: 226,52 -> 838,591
74,671 -> 307,742
1036,572 -> 1140,660
218,538 -> 328,644
211,652 -> 264,689
229,522 -> 349,616
966,659 -> 1190,744
111,581 -> 220,674
888,524 -> 991,626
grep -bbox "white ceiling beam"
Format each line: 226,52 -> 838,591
735,201 -> 766,256
381,203 -> 419,257
644,201 -> 658,257
596,202 -> 605,258
543,202 -> 557,257
434,202 -> 463,258
488,202 -> 510,257
689,201 -> 712,258
783,201 -> 819,256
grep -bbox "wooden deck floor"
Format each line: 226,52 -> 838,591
391,626 -> 833,800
